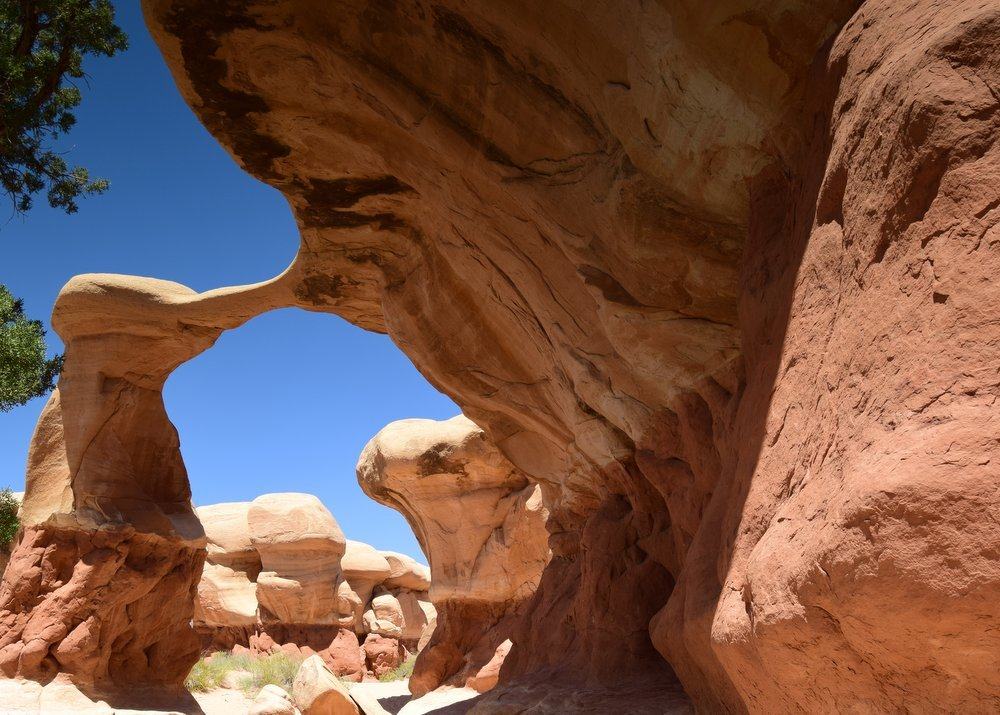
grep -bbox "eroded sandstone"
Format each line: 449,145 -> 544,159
358,415 -> 550,696
192,493 -> 434,681
2,0 -> 997,711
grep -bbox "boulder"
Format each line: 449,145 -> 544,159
320,628 -> 366,682
193,561 -> 258,628
340,541 -> 391,633
196,502 -> 261,576
466,639 -> 512,693
396,590 -> 435,643
249,684 -> 296,715
361,592 -> 403,638
292,654 -> 359,714
362,589 -> 435,644
248,493 -> 347,625
362,634 -> 404,680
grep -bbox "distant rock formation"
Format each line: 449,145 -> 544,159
193,493 -> 435,681
358,415 -> 550,696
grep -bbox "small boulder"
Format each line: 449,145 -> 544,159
321,628 -> 365,682
292,654 -> 359,714
363,633 -> 403,679
249,684 -> 296,715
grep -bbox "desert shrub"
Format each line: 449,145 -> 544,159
378,656 -> 416,682
241,652 -> 303,695
185,652 -> 254,692
0,488 -> 20,550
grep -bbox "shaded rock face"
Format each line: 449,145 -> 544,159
2,0 -> 996,710
358,415 -> 550,696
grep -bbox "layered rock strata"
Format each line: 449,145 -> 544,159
358,415 -> 550,696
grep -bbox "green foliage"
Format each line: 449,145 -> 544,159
185,652 -> 305,696
0,284 -> 61,411
240,652 -> 303,695
378,656 -> 415,682
0,487 -> 19,549
1,0 -> 126,215
185,653 -> 239,692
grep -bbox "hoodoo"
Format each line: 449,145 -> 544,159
358,415 -> 550,697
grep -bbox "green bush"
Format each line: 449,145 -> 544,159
0,285 -> 63,414
378,656 -> 416,682
0,488 -> 20,550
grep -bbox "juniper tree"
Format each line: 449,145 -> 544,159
0,487 -> 18,549
0,284 -> 61,411
1,0 -> 126,215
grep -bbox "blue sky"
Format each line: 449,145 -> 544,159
0,1 -> 456,558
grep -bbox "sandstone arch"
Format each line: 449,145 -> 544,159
1,0 -> 998,711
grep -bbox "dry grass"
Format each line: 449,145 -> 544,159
185,651 -> 303,696
378,656 -> 416,682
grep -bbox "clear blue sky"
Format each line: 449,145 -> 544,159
0,1 -> 457,559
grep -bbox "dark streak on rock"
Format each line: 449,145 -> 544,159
293,274 -> 347,305
431,6 -> 602,142
418,442 -> 469,478
162,0 -> 291,183
297,175 -> 414,230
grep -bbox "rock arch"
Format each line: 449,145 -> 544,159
2,0 -> 999,711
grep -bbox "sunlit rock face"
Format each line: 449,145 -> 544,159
2,0 -> 997,709
192,494 -> 436,677
0,274 -> 276,692
248,492 -> 348,625
358,415 -> 550,696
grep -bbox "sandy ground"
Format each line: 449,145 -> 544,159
191,687 -> 256,714
191,681 -> 480,715
0,677 -> 480,714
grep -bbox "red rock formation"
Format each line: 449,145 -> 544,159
660,2 -> 1000,710
3,0 -> 997,710
0,276 -> 281,694
362,634 -> 405,680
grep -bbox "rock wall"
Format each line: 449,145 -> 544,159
662,4 -> 1000,710
357,415 -> 550,696
2,0 -> 997,711
193,493 -> 434,681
